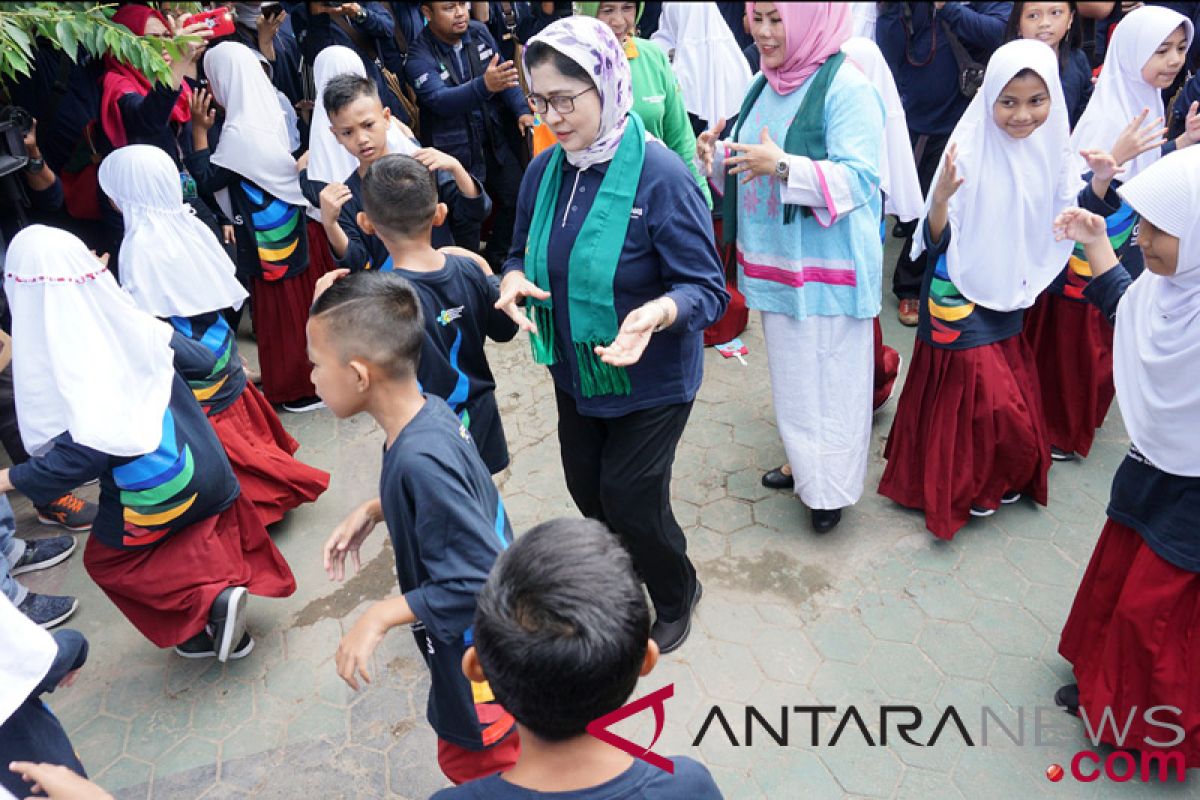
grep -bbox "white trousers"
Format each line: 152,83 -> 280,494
761,311 -> 873,510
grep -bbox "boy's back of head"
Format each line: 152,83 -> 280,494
473,518 -> 651,741
309,271 -> 424,381
361,154 -> 439,241
322,73 -> 381,118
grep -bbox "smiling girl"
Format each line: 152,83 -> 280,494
1005,2 -> 1092,125
878,40 -> 1078,540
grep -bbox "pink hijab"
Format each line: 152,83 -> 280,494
747,2 -> 852,95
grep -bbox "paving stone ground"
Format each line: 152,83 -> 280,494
10,237 -> 1196,798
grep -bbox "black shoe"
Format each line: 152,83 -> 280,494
811,508 -> 842,534
175,627 -> 255,660
1001,491 -> 1022,504
1051,447 -> 1078,462
1055,683 -> 1080,716
761,466 -> 794,490
892,219 -> 917,239
651,580 -> 703,655
281,396 -> 325,413
209,586 -> 248,663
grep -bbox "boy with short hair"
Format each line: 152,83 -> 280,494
354,153 -> 518,473
314,74 -> 490,272
433,517 -> 723,798
308,272 -> 519,784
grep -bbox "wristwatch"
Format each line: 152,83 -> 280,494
354,8 -> 368,22
774,157 -> 790,182
24,157 -> 45,174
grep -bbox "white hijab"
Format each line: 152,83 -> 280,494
4,225 -> 175,458
1070,6 -> 1193,182
307,46 -> 416,185
203,42 -> 311,211
0,592 -> 56,726
842,36 -> 923,221
651,3 -> 753,127
912,40 -> 1078,311
100,145 -> 248,318
1112,146 -> 1200,477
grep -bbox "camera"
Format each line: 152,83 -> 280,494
0,106 -> 31,180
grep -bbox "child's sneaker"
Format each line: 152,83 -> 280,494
1001,491 -> 1022,504
174,625 -> 256,660
18,592 -> 79,629
11,535 -> 77,576
281,396 -> 325,414
35,493 -> 98,532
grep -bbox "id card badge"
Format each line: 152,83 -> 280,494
179,171 -> 199,202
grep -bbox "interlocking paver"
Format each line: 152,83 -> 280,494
9,231 -> 1177,799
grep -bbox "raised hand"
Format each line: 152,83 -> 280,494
190,87 -> 216,130
1080,148 -> 1124,185
932,143 -> 964,204
1178,100 -> 1200,148
483,55 -> 520,93
318,181 -> 354,229
1111,108 -> 1166,166
1053,207 -> 1107,245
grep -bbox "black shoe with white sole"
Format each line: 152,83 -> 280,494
175,626 -> 255,660
209,586 -> 248,663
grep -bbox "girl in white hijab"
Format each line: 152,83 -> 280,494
0,225 -> 296,663
188,41 -> 336,411
1054,145 -> 1200,768
880,40 -> 1076,541
1023,7 -> 1196,462
99,145 -> 329,527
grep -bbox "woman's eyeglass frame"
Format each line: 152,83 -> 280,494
526,86 -> 597,115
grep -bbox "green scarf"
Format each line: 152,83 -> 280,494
525,112 -> 647,398
722,51 -> 845,246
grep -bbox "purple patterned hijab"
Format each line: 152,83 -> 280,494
524,16 -> 632,170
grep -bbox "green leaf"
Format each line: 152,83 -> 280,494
55,19 -> 78,57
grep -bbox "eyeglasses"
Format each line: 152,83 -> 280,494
526,87 -> 596,115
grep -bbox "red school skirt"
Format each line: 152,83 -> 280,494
1059,519 -> 1200,767
1022,292 -> 1115,457
878,335 -> 1051,540
210,382 -> 330,526
252,220 -> 334,405
82,493 -> 297,648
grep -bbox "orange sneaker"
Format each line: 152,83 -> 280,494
35,492 -> 97,532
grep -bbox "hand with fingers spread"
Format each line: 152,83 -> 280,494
725,126 -> 786,185
932,143 -> 964,205
323,498 -> 382,581
1111,108 -> 1166,166
695,117 -> 726,177
494,270 -> 551,332
190,87 -> 217,131
483,55 -> 521,93
1053,207 -> 1107,245
594,298 -> 675,367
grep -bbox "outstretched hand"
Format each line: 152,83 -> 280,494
494,271 -> 551,333
725,127 -> 786,184
1053,207 -> 1107,245
696,117 -> 727,177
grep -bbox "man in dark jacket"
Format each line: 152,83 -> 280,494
877,1 -> 1011,326
405,1 -> 533,268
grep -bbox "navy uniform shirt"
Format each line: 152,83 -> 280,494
168,312 -> 247,416
393,254 -> 518,473
1083,266 -> 1200,574
430,757 -> 724,799
10,334 -> 240,551
502,140 -> 729,418
1061,47 -> 1093,129
380,396 -> 516,750
917,223 -> 1024,350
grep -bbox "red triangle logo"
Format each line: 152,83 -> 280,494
586,684 -> 675,774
